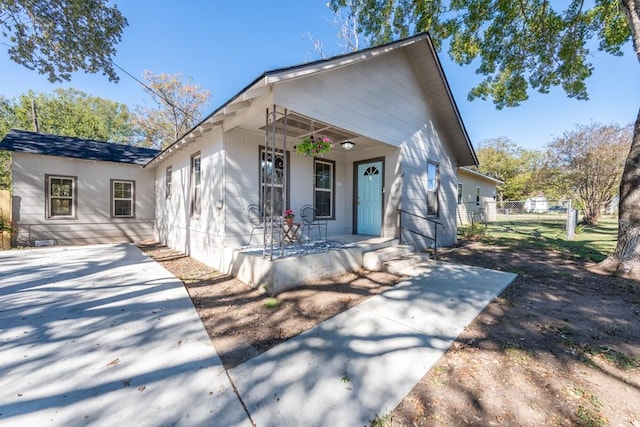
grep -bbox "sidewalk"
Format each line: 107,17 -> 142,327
0,244 -> 250,427
0,243 -> 516,427
229,261 -> 516,426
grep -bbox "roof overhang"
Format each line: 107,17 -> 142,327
458,166 -> 504,185
146,33 -> 478,169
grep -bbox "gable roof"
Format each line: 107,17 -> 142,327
458,166 -> 504,185
0,129 -> 160,166
148,32 -> 478,168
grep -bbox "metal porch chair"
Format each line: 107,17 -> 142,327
300,204 -> 327,241
247,204 -> 264,245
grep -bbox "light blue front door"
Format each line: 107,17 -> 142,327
357,160 -> 383,235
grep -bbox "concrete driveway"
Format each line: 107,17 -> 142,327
0,244 -> 250,426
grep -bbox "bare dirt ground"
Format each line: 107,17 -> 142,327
138,240 -> 640,426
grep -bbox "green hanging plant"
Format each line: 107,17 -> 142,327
295,135 -> 334,157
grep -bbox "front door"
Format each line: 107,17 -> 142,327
356,160 -> 383,235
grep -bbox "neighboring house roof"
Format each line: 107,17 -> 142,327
458,166 -> 504,185
0,129 -> 160,166
148,32 -> 477,168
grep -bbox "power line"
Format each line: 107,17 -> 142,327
1,5 -> 202,127
111,61 -> 198,123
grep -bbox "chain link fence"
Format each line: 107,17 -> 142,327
458,199 -> 574,239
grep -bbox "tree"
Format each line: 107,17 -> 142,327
0,0 -> 127,82
0,97 -> 12,190
544,123 -> 630,225
7,88 -> 137,143
330,0 -> 640,278
0,89 -> 139,189
475,137 -> 542,201
134,71 -> 211,149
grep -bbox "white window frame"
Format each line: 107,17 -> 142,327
46,175 -> 77,219
191,152 -> 201,218
314,158 -> 335,219
476,186 -> 481,207
165,165 -> 172,199
259,147 -> 288,217
111,179 -> 135,218
457,182 -> 463,205
426,161 -> 440,217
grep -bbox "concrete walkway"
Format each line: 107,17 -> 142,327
229,261 -> 517,426
0,244 -> 250,427
0,243 -> 516,427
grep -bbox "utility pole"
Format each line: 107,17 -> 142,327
31,98 -> 39,132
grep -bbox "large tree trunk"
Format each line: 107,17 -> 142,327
599,0 -> 640,277
598,107 -> 640,277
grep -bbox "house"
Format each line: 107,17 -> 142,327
524,196 -> 549,213
0,130 -> 159,246
456,166 -> 503,225
1,33 -> 478,290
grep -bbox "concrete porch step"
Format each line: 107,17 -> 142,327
354,237 -> 399,253
382,252 -> 432,275
362,244 -> 414,271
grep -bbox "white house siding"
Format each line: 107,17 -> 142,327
154,128 -> 225,269
275,48 -> 459,247
11,152 -> 156,246
456,170 -> 499,225
222,130 -> 397,243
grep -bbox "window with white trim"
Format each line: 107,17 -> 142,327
426,161 -> 439,217
165,166 -> 172,199
46,175 -> 76,218
476,187 -> 481,206
191,153 -> 201,217
314,159 -> 334,218
259,148 -> 288,216
112,180 -> 135,217
457,182 -> 463,205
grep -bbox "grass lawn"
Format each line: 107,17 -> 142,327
459,216 -> 618,263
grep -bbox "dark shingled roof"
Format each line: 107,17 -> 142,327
0,129 -> 160,166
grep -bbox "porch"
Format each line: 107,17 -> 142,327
230,234 -> 433,295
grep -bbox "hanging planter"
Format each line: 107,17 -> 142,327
295,135 -> 334,157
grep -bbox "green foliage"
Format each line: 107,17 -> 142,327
9,89 -> 138,143
0,0 -> 127,82
0,89 -> 140,189
474,137 -> 542,200
264,297 -> 281,309
0,215 -> 14,232
0,151 -> 10,190
329,0 -> 632,109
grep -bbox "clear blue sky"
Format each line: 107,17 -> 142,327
1,1 -> 638,151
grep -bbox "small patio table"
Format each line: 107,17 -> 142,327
282,223 -> 301,244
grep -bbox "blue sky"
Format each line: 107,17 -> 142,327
1,1 -> 638,151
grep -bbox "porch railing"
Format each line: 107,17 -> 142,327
398,209 -> 442,259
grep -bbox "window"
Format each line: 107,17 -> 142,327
476,187 -> 481,206
314,159 -> 335,218
426,161 -> 439,216
457,183 -> 463,205
165,166 -> 172,199
111,180 -> 135,217
191,153 -> 201,217
259,147 -> 288,216
46,175 -> 76,218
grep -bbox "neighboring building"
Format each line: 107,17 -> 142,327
1,33 -> 479,277
0,130 -> 159,246
524,196 -> 548,213
456,167 -> 503,225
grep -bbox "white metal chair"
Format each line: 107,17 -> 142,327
300,204 -> 327,241
247,204 -> 264,245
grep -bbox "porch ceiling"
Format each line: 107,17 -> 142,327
259,111 -> 363,147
